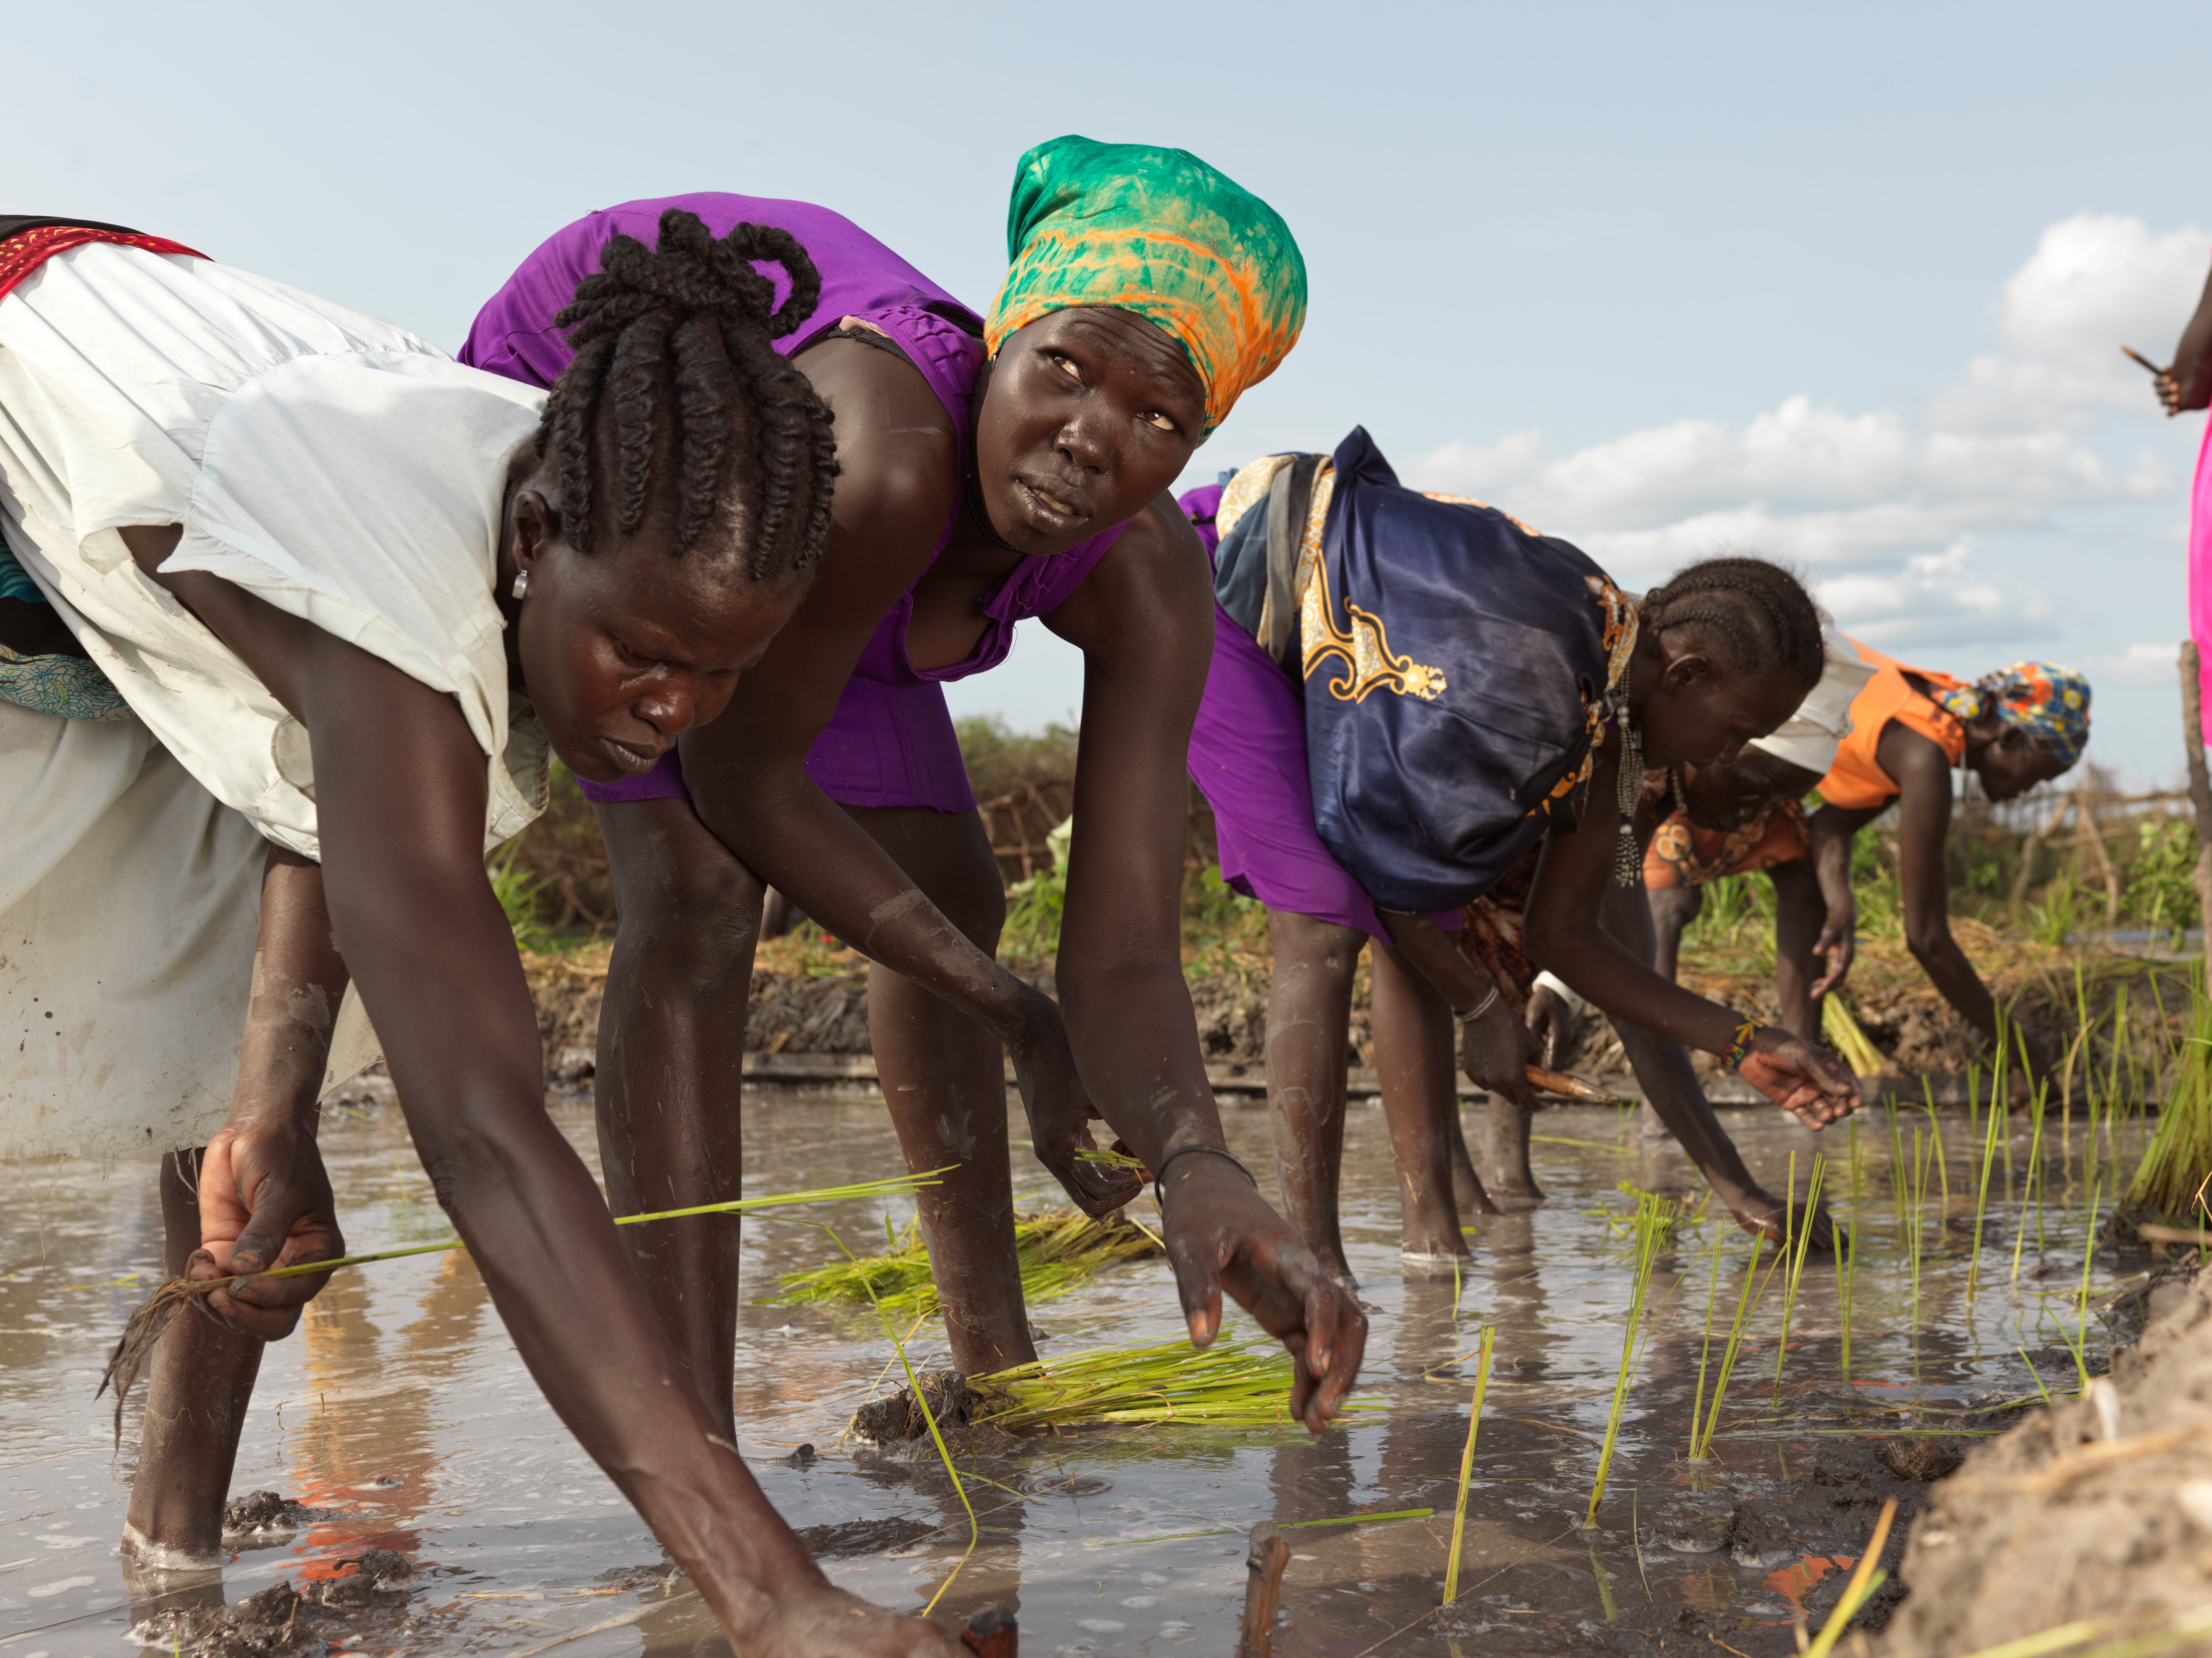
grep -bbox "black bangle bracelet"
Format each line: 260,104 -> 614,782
1152,1143 -> 1257,1209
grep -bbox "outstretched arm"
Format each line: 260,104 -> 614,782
1525,737 -> 1859,1127
191,845 -> 350,1337
673,342 -> 1125,1214
122,526 -> 954,1655
1047,499 -> 1367,1433
1806,797 -> 1880,997
1880,723 -> 2018,1067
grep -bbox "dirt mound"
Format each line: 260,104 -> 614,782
1875,1264 -> 2212,1655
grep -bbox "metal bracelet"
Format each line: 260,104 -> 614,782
1455,985 -> 1501,1025
1151,1143 -> 1257,1210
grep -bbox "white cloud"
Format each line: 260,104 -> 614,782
1408,213 -> 2199,649
2094,640 -> 2190,685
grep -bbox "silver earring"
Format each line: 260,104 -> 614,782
1614,711 -> 1645,887
511,568 -> 530,601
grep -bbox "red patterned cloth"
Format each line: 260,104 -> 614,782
0,225 -> 209,306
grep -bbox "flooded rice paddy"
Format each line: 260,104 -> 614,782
0,1084 -> 2145,1656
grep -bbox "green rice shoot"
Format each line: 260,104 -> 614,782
1442,1324 -> 1495,1605
2127,977 -> 2212,1221
965,1335 -> 1383,1433
1587,1188 -> 1678,1524
764,1208 -> 1161,1320
1689,1232 -> 1776,1463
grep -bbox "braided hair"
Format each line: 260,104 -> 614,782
1642,557 -> 1825,691
533,209 -> 839,580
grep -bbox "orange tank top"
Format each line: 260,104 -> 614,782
1816,639 -> 1966,811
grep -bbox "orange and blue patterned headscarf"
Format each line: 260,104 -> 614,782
1937,662 -> 2092,769
984,135 -> 1307,440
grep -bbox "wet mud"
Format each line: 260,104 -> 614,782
1874,1259 -> 2212,1655
0,1084 -> 2145,1656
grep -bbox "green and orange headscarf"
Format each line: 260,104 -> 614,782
985,135 -> 1307,440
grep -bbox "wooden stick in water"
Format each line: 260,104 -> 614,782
1526,1065 -> 1623,1104
1239,1522 -> 1291,1657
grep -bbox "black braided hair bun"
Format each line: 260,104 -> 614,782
1642,556 -> 1825,692
532,208 -> 839,581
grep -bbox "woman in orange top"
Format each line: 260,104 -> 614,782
1809,643 -> 2091,1091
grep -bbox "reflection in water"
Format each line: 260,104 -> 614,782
0,1087 -> 2136,1655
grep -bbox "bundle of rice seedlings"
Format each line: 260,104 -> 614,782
964,1336 -> 1381,1433
764,1208 -> 1162,1320
1822,996 -> 1888,1077
2127,980 -> 2212,1221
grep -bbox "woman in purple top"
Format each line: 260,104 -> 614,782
460,142 -> 1367,1439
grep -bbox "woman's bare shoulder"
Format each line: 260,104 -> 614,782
794,337 -> 961,545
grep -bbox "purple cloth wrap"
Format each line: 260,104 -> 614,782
1187,601 -> 1457,941
1179,483 -> 1224,556
460,192 -> 1125,812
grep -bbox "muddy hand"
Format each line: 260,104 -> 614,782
1525,984 -> 1572,1069
1809,901 -> 1856,999
756,1581 -> 964,1656
1738,1028 -> 1861,1130
1461,994 -> 1541,1109
1729,1190 -> 1841,1254
1156,1157 -> 1367,1435
188,1120 -> 343,1339
1008,997 -> 1143,1216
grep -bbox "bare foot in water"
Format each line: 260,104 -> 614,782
1483,1093 -> 1546,1206
1448,1109 -> 1504,1219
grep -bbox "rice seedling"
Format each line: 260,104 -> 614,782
2014,1079 -> 2049,1283
1907,1127 -> 1930,1340
2067,1184 -> 2104,1396
1841,1125 -> 1861,1380
1098,1509 -> 1433,1548
2126,980 -> 2212,1221
1685,1224 -> 1727,1457
1885,1098 -> 1910,1234
817,1222 -> 977,1616
1586,1189 -> 1679,1524
965,1336 -> 1382,1433
1688,1234 -> 1776,1463
1802,1498 -> 1896,1658
1773,1154 -> 1826,1405
98,1169 -> 949,1433
1968,1061 -> 2009,1305
764,1208 -> 1161,1320
1441,1324 -> 1493,1605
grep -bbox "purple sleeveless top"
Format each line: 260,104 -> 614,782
460,192 -> 1127,812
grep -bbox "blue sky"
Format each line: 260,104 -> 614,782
13,1 -> 2209,780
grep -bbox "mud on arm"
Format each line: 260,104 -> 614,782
303,636 -> 843,1633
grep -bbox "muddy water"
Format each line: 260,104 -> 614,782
0,1087 -> 2140,1656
